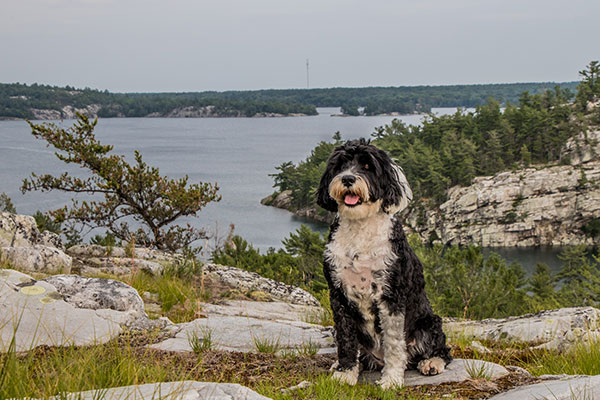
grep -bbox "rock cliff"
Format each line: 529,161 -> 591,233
405,130 -> 600,247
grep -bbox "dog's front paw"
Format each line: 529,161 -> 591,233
417,357 -> 446,376
376,371 -> 404,389
331,364 -> 359,386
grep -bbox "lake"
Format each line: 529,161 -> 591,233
0,108 -> 565,272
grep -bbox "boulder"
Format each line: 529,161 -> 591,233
67,244 -> 179,276
38,230 -> 64,250
1,245 -> 72,274
0,212 -> 40,247
444,307 -> 600,350
0,269 -> 121,351
0,269 -> 170,352
490,375 -> 600,400
203,263 -> 319,306
46,381 -> 271,400
42,275 -> 146,316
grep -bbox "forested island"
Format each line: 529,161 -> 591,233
0,80 -> 578,120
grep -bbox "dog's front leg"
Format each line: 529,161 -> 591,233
329,288 -> 360,385
377,304 -> 407,389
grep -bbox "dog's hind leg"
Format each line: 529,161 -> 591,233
376,304 -> 407,389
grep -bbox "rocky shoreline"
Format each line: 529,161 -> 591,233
16,104 -> 313,120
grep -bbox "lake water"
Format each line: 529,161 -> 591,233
0,108 -> 565,272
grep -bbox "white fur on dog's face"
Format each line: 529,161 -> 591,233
328,168 -> 382,220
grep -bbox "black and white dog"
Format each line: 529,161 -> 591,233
317,138 -> 452,389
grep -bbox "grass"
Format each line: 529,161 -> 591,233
253,335 -> 281,354
523,335 -> 600,376
187,327 -> 214,354
464,360 -> 493,380
303,290 -> 334,326
296,340 -> 320,357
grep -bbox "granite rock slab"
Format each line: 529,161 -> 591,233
200,300 -> 326,323
360,359 -> 509,386
490,375 -> 600,400
149,313 -> 334,353
444,307 -> 600,350
46,381 -> 271,400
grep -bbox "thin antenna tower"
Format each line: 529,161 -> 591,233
306,59 -> 310,89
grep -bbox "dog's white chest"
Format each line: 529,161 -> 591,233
326,214 -> 395,302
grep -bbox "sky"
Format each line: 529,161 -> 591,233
1,0 -> 598,92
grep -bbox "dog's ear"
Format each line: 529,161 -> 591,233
316,147 -> 343,212
379,154 -> 413,214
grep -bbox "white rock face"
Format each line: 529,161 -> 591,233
0,212 -> 71,273
406,161 -> 600,247
490,375 -> 600,400
0,269 -> 121,352
203,264 -> 320,306
0,245 -> 72,274
444,307 -> 600,350
0,212 -> 41,247
45,381 -> 271,400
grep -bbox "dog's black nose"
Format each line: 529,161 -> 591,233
341,175 -> 356,187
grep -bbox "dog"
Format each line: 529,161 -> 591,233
316,138 -> 452,389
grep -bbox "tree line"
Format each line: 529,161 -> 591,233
0,80 -> 579,119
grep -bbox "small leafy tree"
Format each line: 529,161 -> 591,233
576,60 -> 600,110
0,193 -> 16,214
22,114 -> 220,251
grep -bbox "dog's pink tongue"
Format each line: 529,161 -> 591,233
344,194 -> 360,205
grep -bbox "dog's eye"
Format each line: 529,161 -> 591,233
364,164 -> 370,170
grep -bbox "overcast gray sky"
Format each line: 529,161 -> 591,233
1,0 -> 598,92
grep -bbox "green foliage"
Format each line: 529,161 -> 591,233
90,231 -> 117,247
411,237 -> 600,319
211,225 -> 327,293
527,263 -> 561,311
269,132 -> 342,211
252,335 -> 281,354
412,238 -> 529,319
582,218 -> 600,238
555,246 -> 600,307
32,211 -> 62,234
22,114 -> 221,251
575,60 -> 600,110
0,193 -> 16,213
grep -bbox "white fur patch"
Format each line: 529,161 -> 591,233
332,363 -> 360,386
377,304 -> 407,389
386,164 -> 412,214
325,212 -> 395,344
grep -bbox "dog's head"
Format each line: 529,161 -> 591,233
316,138 -> 412,219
